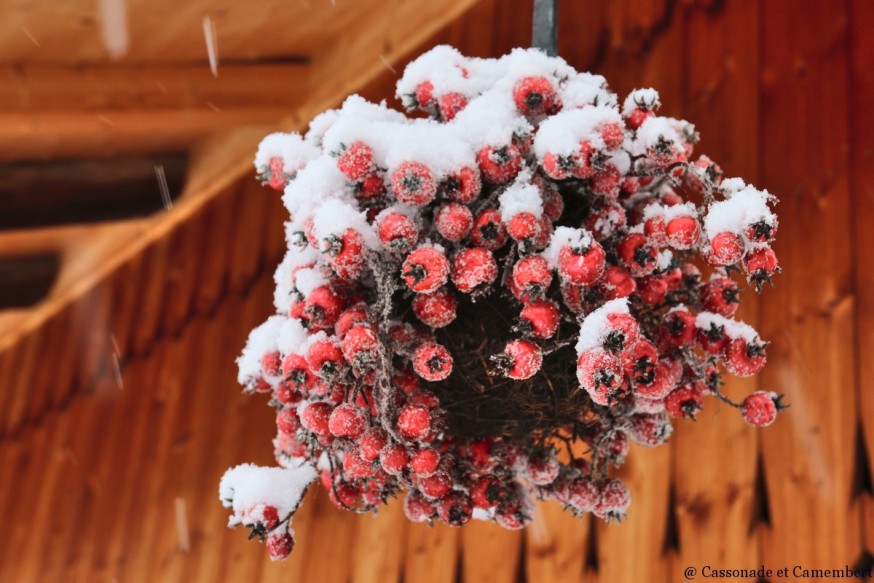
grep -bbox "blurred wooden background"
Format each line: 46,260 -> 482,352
1,0 -> 872,581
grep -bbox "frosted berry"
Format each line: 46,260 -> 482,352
745,219 -> 777,243
438,492 -> 473,526
378,211 -> 418,254
665,216 -> 700,250
470,209 -> 508,250
414,81 -> 435,110
744,246 -> 779,290
477,145 -> 522,184
266,157 -> 288,191
410,448 -> 440,477
392,161 -> 437,206
438,92 -> 468,121
405,490 -> 436,522
492,339 -> 543,380
740,391 -> 782,427
577,349 -> 625,404
451,248 -> 498,293
337,141 -> 375,181
702,277 -> 741,317
723,337 -> 767,377
303,286 -> 345,330
593,478 -> 630,522
601,266 -> 637,299
567,477 -> 600,513
512,256 -> 553,302
526,451 -> 560,486
397,404 -> 432,439
603,312 -> 641,354
507,212 -> 541,242
627,412 -> 673,447
444,166 -> 481,203
697,321 -> 729,355
380,443 -> 410,475
618,233 -> 658,276
644,214 -> 667,245
412,288 -> 458,328
276,408 -> 301,435
300,402 -> 332,436
435,203 -> 474,242
341,325 -> 379,370
267,531 -> 295,561
261,351 -> 282,377
512,75 -> 560,116
359,427 -> 387,461
558,240 -> 606,286
658,308 -> 697,349
600,122 -> 625,150
707,231 -> 744,266
518,300 -> 560,339
281,353 -> 311,390
664,384 -> 704,419
328,403 -> 367,438
471,476 -> 506,509
419,470 -> 452,499
343,448 -> 375,479
306,338 -> 346,380
355,172 -> 385,199
402,247 -> 450,293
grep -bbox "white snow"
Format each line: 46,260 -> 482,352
695,312 -> 759,342
636,117 -> 681,150
622,88 -> 660,115
575,298 -> 630,354
499,172 -> 543,222
703,185 -> 776,240
312,198 -> 379,250
293,267 -> 329,297
541,226 -> 594,268
254,133 -> 320,176
219,462 -> 317,528
277,318 -> 309,356
237,316 -> 285,385
533,106 -> 622,158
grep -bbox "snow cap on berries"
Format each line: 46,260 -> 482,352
238,316 -> 286,387
219,462 -> 317,528
575,299 -> 631,354
541,226 -> 594,268
498,171 -> 543,222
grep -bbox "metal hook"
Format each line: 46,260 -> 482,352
532,0 -> 559,56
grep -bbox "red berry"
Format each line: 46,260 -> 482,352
636,275 -> 668,306
276,408 -> 301,435
567,477 -> 600,513
300,402 -> 333,436
304,286 -> 345,330
439,92 -> 468,121
261,351 -> 282,377
507,212 -> 541,242
577,349 -> 625,404
519,300 -> 560,339
512,75 -> 560,116
341,325 -> 379,370
590,165 -> 621,198
306,338 -> 346,380
328,403 -> 367,438
337,141 -> 375,181
408,388 -> 441,410
397,404 -> 432,439
601,266 -> 637,299
618,233 -> 658,276
355,172 -> 385,199
438,492 -> 473,526
664,383 -> 705,419
625,107 -> 653,129
723,337 -> 767,377
665,215 -> 700,250
744,219 -> 777,243
743,246 -> 779,287
281,353 -> 311,389
634,360 -> 678,399
405,490 -> 436,522
697,321 -> 730,355
593,478 -> 631,521
512,255 -> 553,302
585,201 -> 627,240
414,81 -> 435,109
334,304 -> 369,339
600,122 -> 625,149
603,312 -> 641,353
380,443 -> 410,475
451,247 -> 498,293
477,145 -> 522,184
402,247 -> 450,293
470,209 -> 508,250
392,161 -> 437,206
470,476 -> 506,509
558,240 -> 606,286
435,203 -> 473,242
707,231 -> 744,266
343,448 -> 374,479
419,470 -> 452,499
644,214 -> 667,245
627,411 -> 673,447
740,391 -> 780,427
701,277 -> 741,317
413,342 -> 453,382
411,448 -> 441,477
444,167 -> 481,203
526,451 -> 560,486
359,428 -> 388,461
412,288 -> 457,328
494,339 -> 543,380
572,141 -> 597,179
378,211 -> 418,254
266,531 -> 295,561
266,157 -> 288,191
658,308 -> 697,349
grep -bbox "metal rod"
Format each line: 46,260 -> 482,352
532,0 -> 558,56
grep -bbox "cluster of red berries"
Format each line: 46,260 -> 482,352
228,46 -> 785,560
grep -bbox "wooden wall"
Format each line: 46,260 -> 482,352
1,0 -> 873,581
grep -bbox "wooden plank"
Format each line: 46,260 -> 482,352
130,238 -> 171,355
460,518 -> 521,583
227,180 -> 272,294
0,63 -> 308,112
349,500 -> 409,583
192,193 -> 237,315
159,213 -> 207,337
670,0 -> 760,576
758,0 -> 862,570
404,521 -> 460,583
525,501 -> 588,583
849,0 -> 874,552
